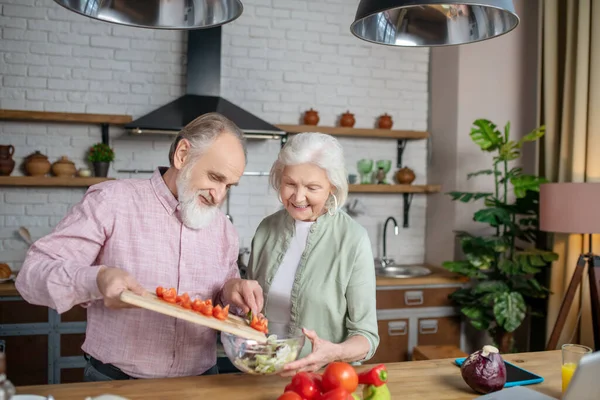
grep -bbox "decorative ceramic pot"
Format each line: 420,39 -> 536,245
51,156 -> 76,177
93,162 -> 110,177
24,151 -> 51,177
303,108 -> 320,125
395,167 -> 416,184
340,111 -> 355,127
0,145 -> 15,176
378,113 -> 393,129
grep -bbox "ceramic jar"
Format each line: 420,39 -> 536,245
340,111 -> 355,127
303,108 -> 320,125
378,113 -> 393,129
0,145 -> 15,176
78,167 -> 92,177
395,167 -> 416,184
24,151 -> 51,177
51,156 -> 76,177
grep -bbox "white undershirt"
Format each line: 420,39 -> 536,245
267,219 -> 314,336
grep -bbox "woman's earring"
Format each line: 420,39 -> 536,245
327,193 -> 338,216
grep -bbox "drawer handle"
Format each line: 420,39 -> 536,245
404,290 -> 424,306
419,319 -> 438,335
388,321 -> 407,336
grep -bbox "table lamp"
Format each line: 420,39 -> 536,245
539,183 -> 600,351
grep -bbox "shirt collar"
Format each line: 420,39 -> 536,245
150,167 -> 179,215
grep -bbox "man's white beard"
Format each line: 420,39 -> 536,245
176,170 -> 218,230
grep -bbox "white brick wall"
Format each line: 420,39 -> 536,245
0,0 -> 430,270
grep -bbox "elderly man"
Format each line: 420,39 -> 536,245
15,113 -> 263,381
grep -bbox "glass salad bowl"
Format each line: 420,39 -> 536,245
220,330 -> 305,375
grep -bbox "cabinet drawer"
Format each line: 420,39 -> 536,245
0,300 -> 48,324
376,287 -> 457,309
416,316 -> 461,347
370,319 -> 410,363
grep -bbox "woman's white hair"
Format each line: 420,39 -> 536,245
269,132 -> 348,212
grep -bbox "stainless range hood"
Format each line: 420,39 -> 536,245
124,27 -> 285,140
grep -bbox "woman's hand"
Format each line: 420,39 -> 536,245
280,328 -> 341,377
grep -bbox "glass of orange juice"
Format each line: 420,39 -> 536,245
561,343 -> 592,393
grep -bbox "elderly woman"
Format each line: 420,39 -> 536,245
247,132 -> 379,375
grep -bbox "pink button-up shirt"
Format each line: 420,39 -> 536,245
15,168 -> 240,379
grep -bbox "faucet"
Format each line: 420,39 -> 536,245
381,216 -> 399,268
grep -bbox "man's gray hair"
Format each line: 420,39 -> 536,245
168,112 -> 247,166
269,132 -> 348,211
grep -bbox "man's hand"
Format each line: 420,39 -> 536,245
222,278 -> 264,315
96,266 -> 147,309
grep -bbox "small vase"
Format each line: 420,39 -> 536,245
395,167 -> 416,184
24,151 -> 51,177
303,108 -> 320,125
340,111 -> 355,127
93,162 -> 110,177
51,156 -> 76,177
377,113 -> 393,129
0,145 -> 15,176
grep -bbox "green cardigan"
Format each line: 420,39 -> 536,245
247,209 -> 380,360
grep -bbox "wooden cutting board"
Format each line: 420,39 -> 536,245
120,290 -> 267,343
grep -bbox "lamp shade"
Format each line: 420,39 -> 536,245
350,0 -> 519,47
53,0 -> 243,30
539,183 -> 600,234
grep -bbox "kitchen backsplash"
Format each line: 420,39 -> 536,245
0,0 -> 429,270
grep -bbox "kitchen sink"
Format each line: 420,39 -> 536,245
375,264 -> 432,279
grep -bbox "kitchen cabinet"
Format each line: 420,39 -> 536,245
0,292 -> 87,386
372,281 -> 465,363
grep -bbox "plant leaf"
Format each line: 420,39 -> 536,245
442,261 -> 487,279
496,140 -> 520,162
510,175 -> 549,198
447,191 -> 493,202
493,292 -> 527,332
467,169 -> 501,180
499,259 -> 519,275
472,281 -> 510,295
461,306 -> 491,330
473,207 -> 512,227
517,126 -> 545,147
470,119 -> 503,151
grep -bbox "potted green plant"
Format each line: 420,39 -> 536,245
87,143 -> 114,178
442,119 -> 558,353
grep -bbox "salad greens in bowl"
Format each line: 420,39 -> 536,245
220,331 -> 305,375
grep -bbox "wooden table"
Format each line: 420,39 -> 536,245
15,351 -> 562,400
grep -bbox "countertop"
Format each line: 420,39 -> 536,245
15,351 -> 562,400
0,265 -> 466,299
375,264 -> 468,287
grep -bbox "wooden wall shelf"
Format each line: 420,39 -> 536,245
348,184 -> 440,193
0,110 -> 132,125
0,176 -> 114,188
276,124 -> 429,140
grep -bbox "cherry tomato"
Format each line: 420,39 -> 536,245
249,314 -> 269,333
156,286 -> 164,297
176,292 -> 190,304
213,304 -> 229,320
277,392 -> 302,400
162,288 -> 177,303
322,362 -> 358,393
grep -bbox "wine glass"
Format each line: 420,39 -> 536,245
357,159 -> 373,184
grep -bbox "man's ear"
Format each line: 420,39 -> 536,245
173,138 -> 190,170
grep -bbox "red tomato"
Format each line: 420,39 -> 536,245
156,286 -> 164,297
287,371 -> 322,400
322,362 -> 358,393
277,392 -> 302,400
316,387 -> 354,400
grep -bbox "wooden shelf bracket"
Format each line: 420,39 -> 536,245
397,139 -> 407,168
403,193 -> 414,228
